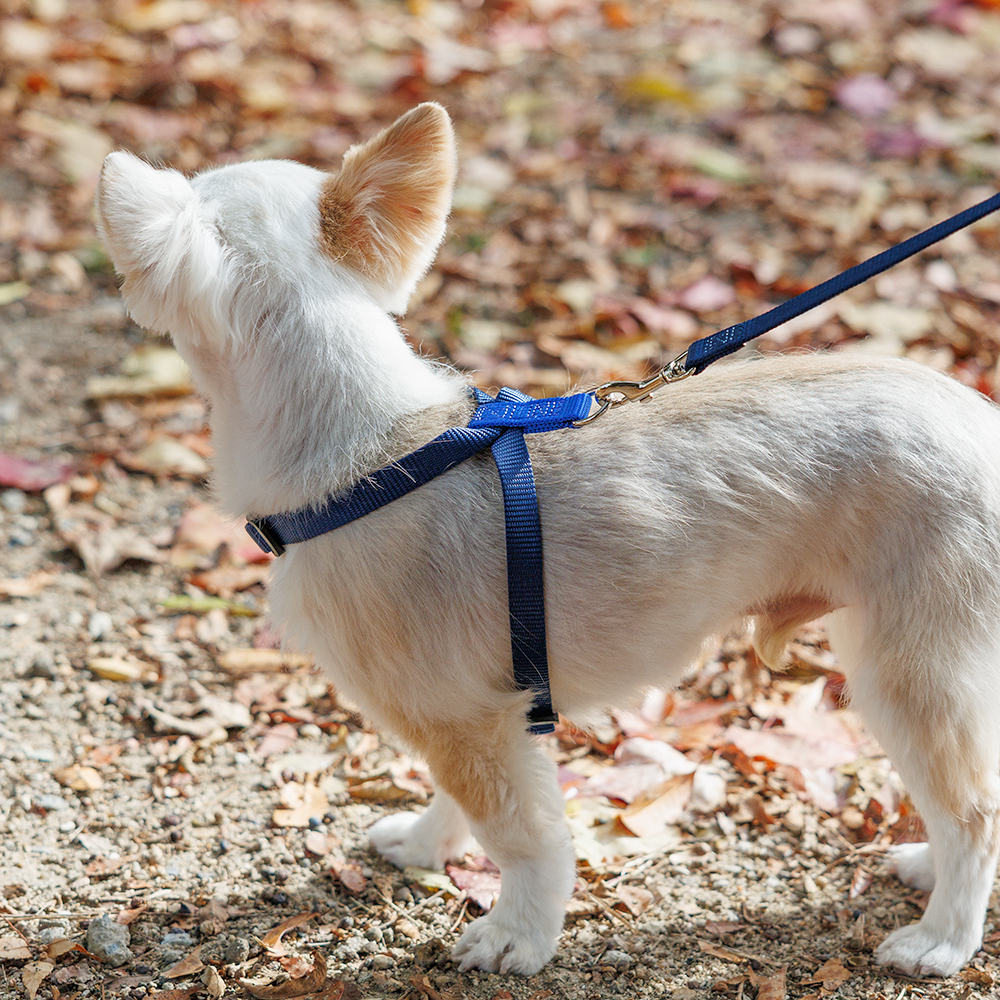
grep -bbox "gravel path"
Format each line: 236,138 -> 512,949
1,302 -> 996,1000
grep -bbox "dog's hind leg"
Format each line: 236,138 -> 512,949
377,709 -> 575,975
828,608 -> 1000,976
368,788 -> 476,870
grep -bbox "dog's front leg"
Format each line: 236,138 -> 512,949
375,711 -> 575,975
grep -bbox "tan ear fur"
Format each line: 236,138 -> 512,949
318,103 -> 456,298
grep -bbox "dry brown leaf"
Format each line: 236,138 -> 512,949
347,776 -> 426,803
697,940 -> 747,964
959,967 -> 994,986
304,830 -> 334,857
198,898 -> 230,936
748,966 -> 787,1000
260,913 -> 319,956
803,957 -> 852,989
331,862 -> 367,895
615,884 -> 655,916
162,945 -> 205,979
273,780 -> 329,828
22,961 -> 55,1000
0,935 -> 31,960
53,764 -> 104,791
240,949 -> 327,999
43,939 -> 86,960
0,570 -> 59,597
202,964 -> 225,999
218,649 -> 313,674
619,773 -> 693,837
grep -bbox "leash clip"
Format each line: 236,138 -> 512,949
575,351 -> 693,425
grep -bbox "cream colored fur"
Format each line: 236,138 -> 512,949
97,103 -> 1000,978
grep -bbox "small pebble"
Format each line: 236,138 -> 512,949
602,949 -> 633,971
88,611 -> 114,640
0,489 -> 26,514
86,914 -> 133,967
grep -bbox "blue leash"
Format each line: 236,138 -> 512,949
685,189 -> 1000,374
247,189 -> 1000,734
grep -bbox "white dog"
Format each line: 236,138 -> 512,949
96,104 -> 1000,977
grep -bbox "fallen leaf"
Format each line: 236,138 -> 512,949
218,649 -> 312,674
447,856 -> 501,910
240,949 -> 327,999
304,831 -> 334,857
22,961 -> 55,1000
0,453 -> 74,491
163,945 -> 204,979
86,656 -> 146,682
86,346 -> 192,399
158,595 -> 257,617
273,780 -> 329,828
803,957 -> 852,989
0,281 -> 30,305
0,935 -> 31,960
0,570 -> 60,597
190,563 -> 270,597
615,884 -> 654,916
202,965 -> 225,999
53,764 -> 104,791
85,855 -> 130,877
619,773 -> 693,837
260,913 -> 319,956
119,438 -> 209,478
959,967 -> 994,986
198,898 -> 230,936
55,503 -> 166,577
331,861 -> 367,895
749,965 -> 787,1000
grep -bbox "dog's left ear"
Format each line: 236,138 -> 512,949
318,103 -> 456,314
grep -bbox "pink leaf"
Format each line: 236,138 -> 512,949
0,453 -> 74,491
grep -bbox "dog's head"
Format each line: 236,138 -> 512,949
95,103 -> 457,348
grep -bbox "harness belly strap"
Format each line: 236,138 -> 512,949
246,387 -> 594,734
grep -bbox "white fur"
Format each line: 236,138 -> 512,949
97,105 -> 1000,978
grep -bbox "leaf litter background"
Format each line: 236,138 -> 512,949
3,0 -> 1000,998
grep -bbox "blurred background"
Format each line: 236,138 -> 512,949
4,0 -> 1000,393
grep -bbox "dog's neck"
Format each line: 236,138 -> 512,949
183,291 -> 466,519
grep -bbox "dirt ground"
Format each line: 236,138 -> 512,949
6,1 -> 1000,996
1,301 -> 997,1000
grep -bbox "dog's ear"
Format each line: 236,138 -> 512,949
96,151 -> 226,339
318,103 -> 456,314
96,151 -> 198,279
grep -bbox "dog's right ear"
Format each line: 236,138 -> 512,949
318,103 -> 456,314
96,151 -> 197,279
96,151 -> 226,339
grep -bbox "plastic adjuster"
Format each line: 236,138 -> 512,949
246,517 -> 286,557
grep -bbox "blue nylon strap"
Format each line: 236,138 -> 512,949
246,423 -> 503,556
476,389 -> 557,734
685,189 -> 1000,373
246,385 -> 569,735
468,392 -> 593,431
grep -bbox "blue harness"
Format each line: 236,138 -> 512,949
246,189 -> 1000,735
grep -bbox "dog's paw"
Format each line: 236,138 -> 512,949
452,913 -> 558,975
369,811 -> 474,870
887,842 -> 935,891
875,923 -> 976,977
